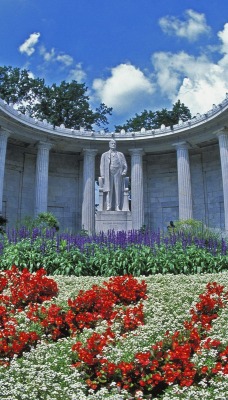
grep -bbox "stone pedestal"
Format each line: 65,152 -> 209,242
96,211 -> 132,233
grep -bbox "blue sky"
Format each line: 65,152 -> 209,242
1,0 -> 228,130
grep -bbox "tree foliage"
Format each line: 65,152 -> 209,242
0,66 -> 193,132
115,100 -> 192,132
0,66 -> 45,107
0,66 -> 112,130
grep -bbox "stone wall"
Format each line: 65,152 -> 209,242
48,153 -> 81,232
145,152 -> 178,230
3,144 -> 81,231
144,144 -> 223,231
200,145 -> 223,228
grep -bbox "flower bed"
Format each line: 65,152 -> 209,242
0,268 -> 228,399
1,228 -> 228,275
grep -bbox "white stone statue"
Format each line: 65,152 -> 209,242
100,139 -> 127,211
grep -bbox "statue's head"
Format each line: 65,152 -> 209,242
109,139 -> 116,150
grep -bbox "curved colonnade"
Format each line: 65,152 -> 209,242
1,96 -> 228,233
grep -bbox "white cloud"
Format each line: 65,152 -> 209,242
176,76 -> 226,115
218,22 -> 228,54
39,46 -> 73,66
39,46 -> 55,62
92,63 -> 154,114
152,31 -> 228,116
56,54 -> 74,66
152,51 -> 213,97
68,63 -> 87,83
159,9 -> 210,42
19,32 -> 40,56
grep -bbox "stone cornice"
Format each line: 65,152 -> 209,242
1,95 -> 228,140
1,96 -> 228,155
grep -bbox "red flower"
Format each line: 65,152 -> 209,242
201,366 -> 209,374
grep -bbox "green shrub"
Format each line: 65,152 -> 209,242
35,212 -> 59,231
172,219 -> 222,241
17,212 -> 59,231
0,238 -> 86,275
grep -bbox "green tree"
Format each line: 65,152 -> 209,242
170,99 -> 192,123
115,100 -> 192,132
115,110 -> 156,132
154,108 -> 172,128
33,80 -> 98,129
0,66 -> 112,130
0,66 -> 45,111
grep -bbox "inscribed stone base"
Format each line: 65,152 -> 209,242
95,211 -> 132,233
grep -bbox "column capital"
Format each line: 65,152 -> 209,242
172,141 -> 189,150
0,128 -> 10,139
128,148 -> 145,157
37,141 -> 53,151
82,148 -> 98,156
217,128 -> 228,138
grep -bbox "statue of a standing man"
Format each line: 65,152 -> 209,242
100,139 -> 127,211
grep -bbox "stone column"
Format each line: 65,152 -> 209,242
173,142 -> 193,220
34,141 -> 52,217
218,131 -> 228,231
81,149 -> 97,234
129,148 -> 144,230
0,129 -> 10,214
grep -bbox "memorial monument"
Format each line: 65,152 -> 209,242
100,139 -> 127,211
1,96 -> 228,234
96,139 -> 132,232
